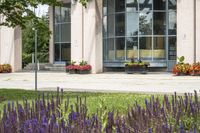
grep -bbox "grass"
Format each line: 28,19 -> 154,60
0,89 -> 162,115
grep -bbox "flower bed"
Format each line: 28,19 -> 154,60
125,59 -> 149,74
190,62 -> 200,76
66,60 -> 92,74
1,88 -> 199,132
0,64 -> 12,73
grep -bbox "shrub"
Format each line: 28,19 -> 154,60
0,64 -> 12,73
0,88 -> 199,133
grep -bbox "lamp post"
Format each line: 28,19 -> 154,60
194,0 -> 196,64
34,8 -> 38,91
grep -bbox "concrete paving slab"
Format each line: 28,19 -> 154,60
0,72 -> 200,94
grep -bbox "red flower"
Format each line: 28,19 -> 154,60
66,65 -> 79,70
77,65 -> 92,71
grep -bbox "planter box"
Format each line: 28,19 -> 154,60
77,70 -> 90,74
174,72 -> 189,76
68,69 -> 76,74
190,70 -> 200,76
125,65 -> 148,74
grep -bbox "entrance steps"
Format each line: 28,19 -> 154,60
23,63 -> 66,72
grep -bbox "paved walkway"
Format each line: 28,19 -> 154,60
0,72 -> 200,94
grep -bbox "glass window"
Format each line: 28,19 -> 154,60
115,13 -> 125,36
168,37 -> 176,60
61,23 -> 71,43
60,5 -> 71,22
103,16 -> 107,37
107,15 -> 115,37
169,0 -> 177,10
54,24 -> 60,43
139,11 -> 152,35
54,7 -> 61,23
107,38 -> 115,60
127,37 -> 138,59
54,44 -> 60,61
153,12 -> 166,35
139,0 -> 152,12
168,11 -> 176,35
153,37 -> 166,60
153,0 -> 166,10
139,37 -> 152,60
115,0 -> 125,12
108,0 -> 115,14
115,38 -> 125,60
127,13 -> 138,36
126,0 -> 138,12
103,0 -> 107,15
61,43 -> 71,61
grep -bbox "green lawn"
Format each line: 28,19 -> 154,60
0,89 -> 161,115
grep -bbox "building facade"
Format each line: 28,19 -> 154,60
49,0 -> 200,73
0,24 -> 22,72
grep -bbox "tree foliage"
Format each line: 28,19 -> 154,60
22,16 -> 50,66
0,0 -> 61,28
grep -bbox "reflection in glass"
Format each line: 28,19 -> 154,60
115,0 -> 125,12
153,12 -> 166,35
54,24 -> 60,42
127,13 -> 138,36
116,38 -> 125,60
168,37 -> 177,60
54,44 -> 60,61
103,16 -> 107,37
169,0 -> 177,10
55,7 -> 60,23
60,5 -> 71,22
139,11 -> 152,35
127,37 -> 138,59
108,15 -> 115,37
153,37 -> 166,60
153,0 -> 165,10
61,24 -> 71,43
61,44 -> 71,61
139,37 -> 152,60
103,0 -> 107,15
108,0 -> 114,14
115,14 -> 125,36
139,0 -> 152,12
126,0 -> 138,12
107,39 -> 115,60
169,11 -> 176,35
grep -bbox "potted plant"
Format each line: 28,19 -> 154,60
190,62 -> 200,76
77,60 -> 92,74
65,61 -> 77,74
124,58 -> 149,74
0,64 -> 12,73
172,56 -> 191,76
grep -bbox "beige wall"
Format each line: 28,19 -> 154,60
177,0 -> 200,63
0,26 -> 22,72
71,0 -> 103,73
196,0 -> 200,62
49,6 -> 54,64
177,0 -> 194,63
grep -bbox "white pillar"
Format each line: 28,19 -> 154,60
177,0 -> 194,63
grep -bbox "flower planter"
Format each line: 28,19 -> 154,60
125,65 -> 148,74
190,70 -> 200,76
174,72 -> 189,76
68,69 -> 77,74
78,70 -> 90,74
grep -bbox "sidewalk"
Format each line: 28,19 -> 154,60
0,72 -> 200,94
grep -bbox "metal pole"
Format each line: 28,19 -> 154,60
35,29 -> 38,91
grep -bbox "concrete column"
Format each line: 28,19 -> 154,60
49,6 -> 54,64
177,0 -> 194,63
71,2 -> 83,62
196,0 -> 200,62
14,27 -> 22,72
83,0 -> 103,73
